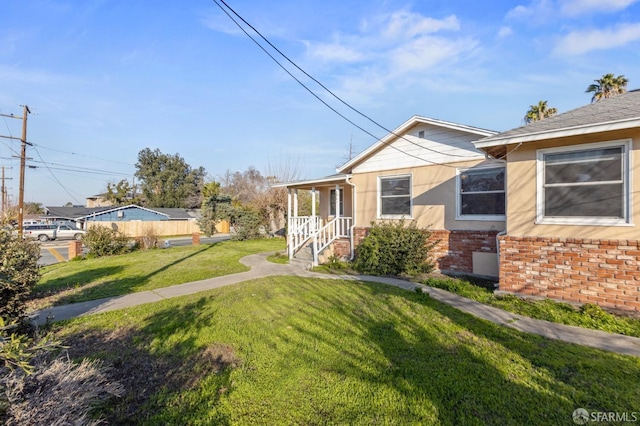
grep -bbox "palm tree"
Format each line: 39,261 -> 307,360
586,73 -> 628,102
524,100 -> 558,124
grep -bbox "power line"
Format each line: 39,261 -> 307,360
212,0 -> 481,165
27,159 -> 134,177
31,145 -> 82,205
31,142 -> 135,166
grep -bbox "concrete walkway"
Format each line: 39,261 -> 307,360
31,253 -> 640,357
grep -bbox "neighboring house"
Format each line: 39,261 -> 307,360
85,193 -> 114,208
473,89 -> 640,313
42,204 -> 223,237
277,115 -> 505,277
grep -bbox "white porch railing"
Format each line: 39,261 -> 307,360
289,216 -> 321,257
312,217 -> 352,265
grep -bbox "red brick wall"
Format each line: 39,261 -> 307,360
351,227 -> 498,274
332,238 -> 351,259
499,235 -> 640,313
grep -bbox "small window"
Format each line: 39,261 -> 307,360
329,189 -> 344,216
458,167 -> 505,219
379,175 -> 411,217
537,140 -> 630,225
418,130 -> 425,139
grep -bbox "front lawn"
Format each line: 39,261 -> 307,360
423,277 -> 640,338
31,239 -> 285,308
57,277 -> 640,425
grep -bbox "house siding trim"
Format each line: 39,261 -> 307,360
498,235 -> 640,313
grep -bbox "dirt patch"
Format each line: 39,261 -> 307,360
62,327 -> 240,424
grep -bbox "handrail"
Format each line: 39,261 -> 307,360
312,217 -> 352,265
289,216 -> 321,256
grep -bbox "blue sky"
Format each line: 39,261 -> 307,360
0,0 -> 638,206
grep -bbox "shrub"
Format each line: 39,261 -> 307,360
353,220 -> 437,276
83,226 -> 130,257
140,226 -> 159,250
230,207 -> 265,241
0,230 -> 40,323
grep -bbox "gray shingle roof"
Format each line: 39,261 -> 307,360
476,89 -> 640,147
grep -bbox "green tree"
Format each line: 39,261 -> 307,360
105,179 -> 139,206
134,148 -> 206,208
586,73 -> 629,102
524,100 -> 558,123
23,202 -> 43,215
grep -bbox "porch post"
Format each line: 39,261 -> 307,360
311,187 -> 316,217
293,189 -> 299,217
287,189 -> 292,258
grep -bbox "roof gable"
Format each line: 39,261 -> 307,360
338,115 -> 497,174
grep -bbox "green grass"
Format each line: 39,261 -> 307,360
423,277 -> 640,338
266,251 -> 289,264
57,277 -> 640,425
33,239 -> 285,307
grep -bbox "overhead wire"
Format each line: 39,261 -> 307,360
31,145 -> 82,205
210,0 -> 451,166
211,0 -> 482,166
31,143 -> 135,166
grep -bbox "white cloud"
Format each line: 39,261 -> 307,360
507,0 -> 638,20
497,26 -> 514,38
561,0 -> 639,16
382,12 -> 460,39
554,22 -> 640,54
302,10 -> 476,99
505,0 -> 554,21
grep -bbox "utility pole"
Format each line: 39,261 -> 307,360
0,105 -> 30,236
18,105 -> 31,238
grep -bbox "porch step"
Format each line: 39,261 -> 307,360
295,244 -> 314,261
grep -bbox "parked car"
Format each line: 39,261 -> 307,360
55,224 -> 86,241
23,225 -> 57,242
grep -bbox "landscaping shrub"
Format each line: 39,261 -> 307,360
229,207 -> 265,241
353,220 -> 437,276
0,229 -> 40,323
140,226 -> 159,250
83,226 -> 130,257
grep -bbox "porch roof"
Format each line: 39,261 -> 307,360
271,173 -> 350,190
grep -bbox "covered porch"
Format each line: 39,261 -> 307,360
276,174 -> 355,266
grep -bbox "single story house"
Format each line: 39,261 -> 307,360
276,115 -> 506,277
473,89 -> 640,313
42,204 -> 225,237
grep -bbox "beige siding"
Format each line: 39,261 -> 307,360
351,160 -> 506,231
505,128 -> 640,238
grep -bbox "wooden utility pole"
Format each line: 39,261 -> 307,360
0,106 -> 29,234
18,105 -> 30,238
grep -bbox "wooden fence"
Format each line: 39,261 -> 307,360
88,220 -> 229,237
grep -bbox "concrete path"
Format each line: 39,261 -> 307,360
31,253 -> 640,357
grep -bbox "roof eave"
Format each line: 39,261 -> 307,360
475,117 -> 640,149
271,174 -> 350,188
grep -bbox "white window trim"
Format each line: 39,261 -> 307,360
456,165 -> 506,221
377,173 -> 413,219
536,139 -> 633,226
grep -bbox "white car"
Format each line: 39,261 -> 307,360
55,224 -> 86,241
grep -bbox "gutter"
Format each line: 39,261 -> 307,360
345,175 -> 357,260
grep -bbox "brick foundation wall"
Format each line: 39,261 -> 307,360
351,227 -> 499,275
332,238 -> 351,259
499,236 -> 640,313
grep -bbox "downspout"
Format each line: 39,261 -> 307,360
345,174 -> 356,260
496,230 -> 506,286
